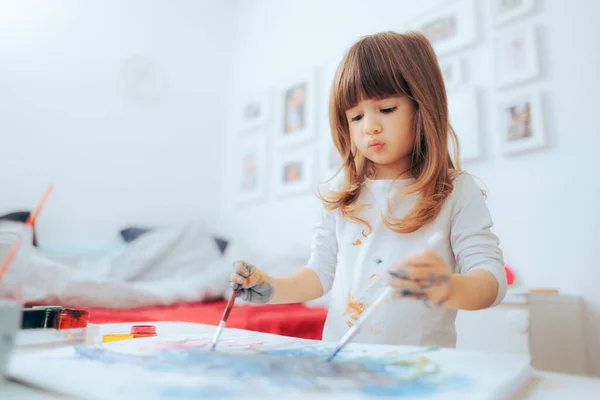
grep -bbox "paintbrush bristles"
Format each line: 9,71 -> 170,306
210,285 -> 241,351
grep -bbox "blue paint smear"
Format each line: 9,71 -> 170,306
361,375 -> 471,397
72,345 -> 471,398
161,385 -> 235,398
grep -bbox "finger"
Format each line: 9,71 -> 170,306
236,287 -> 270,305
388,275 -> 434,291
389,265 -> 447,283
237,288 -> 249,301
430,283 -> 453,308
232,260 -> 254,277
398,250 -> 443,268
229,272 -> 246,285
393,289 -> 428,301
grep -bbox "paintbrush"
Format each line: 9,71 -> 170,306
210,282 -> 241,351
325,232 -> 445,362
0,185 -> 54,284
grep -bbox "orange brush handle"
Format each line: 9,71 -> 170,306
220,286 -> 241,323
26,185 -> 53,226
0,184 -> 53,283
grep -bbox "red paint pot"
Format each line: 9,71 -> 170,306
130,325 -> 157,338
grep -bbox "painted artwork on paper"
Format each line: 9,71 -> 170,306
8,329 -> 531,400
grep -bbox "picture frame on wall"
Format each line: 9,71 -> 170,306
448,87 -> 481,163
491,0 -> 536,27
275,68 -> 317,147
408,0 -> 479,56
494,25 -> 540,88
274,147 -> 315,196
439,57 -> 464,89
497,91 -> 546,155
234,135 -> 268,203
239,91 -> 271,132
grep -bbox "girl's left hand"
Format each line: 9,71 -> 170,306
388,249 -> 453,308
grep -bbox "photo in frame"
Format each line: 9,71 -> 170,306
274,147 -> 315,196
494,25 -> 540,88
239,91 -> 271,132
497,91 -> 545,155
234,135 -> 268,203
275,68 -> 317,147
439,57 -> 464,89
408,0 -> 479,56
491,0 -> 536,27
448,87 -> 481,163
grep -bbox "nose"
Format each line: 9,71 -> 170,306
363,115 -> 382,136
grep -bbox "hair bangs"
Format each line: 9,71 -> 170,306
335,37 -> 411,112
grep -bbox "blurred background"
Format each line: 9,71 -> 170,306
1,0 -> 599,377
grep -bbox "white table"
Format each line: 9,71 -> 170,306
2,321 -> 599,399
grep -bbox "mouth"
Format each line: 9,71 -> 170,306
368,140 -> 385,150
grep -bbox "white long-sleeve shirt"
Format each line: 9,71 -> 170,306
307,172 -> 507,348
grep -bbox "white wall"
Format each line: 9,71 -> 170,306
0,0 -> 231,248
219,0 -> 600,376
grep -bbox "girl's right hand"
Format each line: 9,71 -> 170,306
229,260 -> 274,304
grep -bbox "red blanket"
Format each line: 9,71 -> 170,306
86,300 -> 328,340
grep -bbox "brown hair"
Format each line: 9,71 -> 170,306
320,31 -> 461,234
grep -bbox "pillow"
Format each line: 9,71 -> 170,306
120,227 -> 152,243
0,211 -> 37,246
213,236 -> 229,254
119,226 -> 229,255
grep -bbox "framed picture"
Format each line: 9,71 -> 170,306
494,26 -> 540,88
497,91 -> 545,155
274,147 -> 315,196
448,87 -> 481,163
491,0 -> 536,27
320,139 -> 342,181
234,135 -> 267,203
408,0 -> 478,56
275,68 -> 317,147
439,57 -> 463,89
238,91 -> 271,132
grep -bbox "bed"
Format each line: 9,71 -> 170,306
3,221 -> 329,340
85,299 -> 328,340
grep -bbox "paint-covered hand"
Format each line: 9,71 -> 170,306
230,260 -> 274,304
387,250 -> 453,309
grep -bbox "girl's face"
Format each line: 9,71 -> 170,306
345,95 -> 416,179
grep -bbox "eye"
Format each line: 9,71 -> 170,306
380,106 -> 398,114
350,114 -> 363,122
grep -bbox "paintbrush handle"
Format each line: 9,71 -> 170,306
211,285 -> 240,350
221,286 -> 240,322
326,232 -> 447,362
0,185 -> 53,284
336,287 -> 392,347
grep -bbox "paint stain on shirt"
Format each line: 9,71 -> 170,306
343,292 -> 365,324
361,230 -> 369,238
352,238 -> 363,246
370,327 -> 381,335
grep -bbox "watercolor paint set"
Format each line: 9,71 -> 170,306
15,305 -> 90,348
102,325 -> 158,343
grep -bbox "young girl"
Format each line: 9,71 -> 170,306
229,31 -> 506,348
